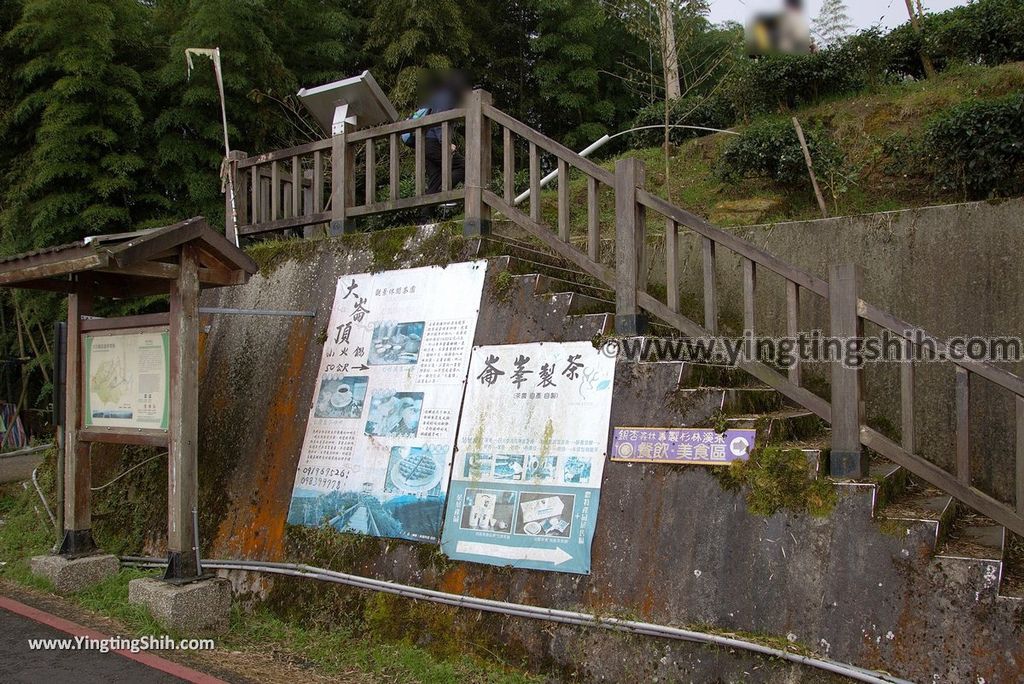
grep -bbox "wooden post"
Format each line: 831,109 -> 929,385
464,89 -> 492,237
58,285 -> 95,556
165,245 -> 201,580
792,118 -> 828,219
330,129 -> 355,236
828,263 -> 866,478
614,157 -> 647,335
224,150 -> 247,245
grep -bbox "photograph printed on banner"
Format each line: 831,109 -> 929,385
369,321 -> 425,365
365,390 -> 423,437
384,445 -> 447,494
462,453 -> 493,479
514,492 -> 574,538
460,489 -> 517,533
313,376 -> 368,419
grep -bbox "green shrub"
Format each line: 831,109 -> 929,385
920,93 -> 1024,199
723,44 -> 879,119
717,119 -> 843,190
626,94 -> 736,147
886,0 -> 1024,78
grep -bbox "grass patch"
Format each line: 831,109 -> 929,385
0,481 -> 538,683
715,446 -> 837,517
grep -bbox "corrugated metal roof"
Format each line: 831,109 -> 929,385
0,228 -> 156,265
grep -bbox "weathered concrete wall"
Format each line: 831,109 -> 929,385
193,223 -> 1024,683
641,198 -> 1024,502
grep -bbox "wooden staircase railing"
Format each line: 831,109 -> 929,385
227,89 -> 1024,537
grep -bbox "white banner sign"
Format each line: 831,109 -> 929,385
287,261 -> 486,542
441,341 -> 616,574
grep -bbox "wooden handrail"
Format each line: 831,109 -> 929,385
347,108 -> 465,143
226,93 -> 1024,535
636,189 -> 830,298
238,139 -> 331,168
482,104 -> 615,186
859,299 -> 1024,397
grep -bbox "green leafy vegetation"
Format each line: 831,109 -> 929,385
717,119 -> 843,190
716,447 -> 837,517
0,480 -> 537,683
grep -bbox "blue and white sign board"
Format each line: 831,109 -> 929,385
441,341 -> 616,574
287,260 -> 486,543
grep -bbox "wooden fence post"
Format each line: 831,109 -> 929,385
165,245 -> 201,580
464,89 -> 492,237
330,129 -> 355,236
614,157 -> 647,335
829,263 -> 867,478
58,284 -> 95,556
224,150 -> 247,244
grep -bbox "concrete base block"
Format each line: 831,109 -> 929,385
128,576 -> 231,634
30,554 -> 118,593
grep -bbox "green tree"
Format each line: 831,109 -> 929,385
367,0 -> 471,109
152,0 -> 293,226
531,0 -> 627,148
1,0 -> 150,251
813,0 -> 853,47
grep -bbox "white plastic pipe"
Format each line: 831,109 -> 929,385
511,124 -> 739,206
122,555 -> 910,684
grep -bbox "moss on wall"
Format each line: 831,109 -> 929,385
714,446 -> 837,517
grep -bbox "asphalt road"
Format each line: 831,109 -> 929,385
0,597 -> 211,683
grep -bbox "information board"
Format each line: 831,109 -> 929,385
441,341 -> 616,574
287,261 -> 486,543
83,329 -> 169,431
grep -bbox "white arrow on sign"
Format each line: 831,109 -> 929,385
456,540 -> 573,565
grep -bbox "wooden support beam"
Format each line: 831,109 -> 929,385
557,158 -> 570,242
587,177 -> 600,262
414,128 -> 425,197
330,128 -> 354,236
441,122 -> 452,192
786,281 -> 801,386
464,89 -> 492,237
665,218 -> 679,312
901,358 -> 915,453
503,127 -> 514,203
1017,395 -> 1024,514
828,263 -> 867,478
955,367 -> 970,485
58,285 -> 96,556
80,313 -> 169,333
389,134 -> 400,202
528,143 -> 540,223
614,157 -> 646,335
165,244 -> 201,580
702,237 -> 718,335
743,258 -> 756,335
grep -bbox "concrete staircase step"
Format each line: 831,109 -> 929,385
480,233 -> 574,270
1001,535 -> 1024,598
677,362 -> 766,389
878,482 -> 957,551
725,409 -> 826,445
868,460 -> 908,509
670,387 -> 787,416
529,271 -> 614,301
937,514 -> 1005,562
532,286 -> 613,317
564,312 -> 613,338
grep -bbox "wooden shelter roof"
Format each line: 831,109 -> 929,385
0,217 -> 258,297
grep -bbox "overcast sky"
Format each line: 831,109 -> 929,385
707,0 -> 970,31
